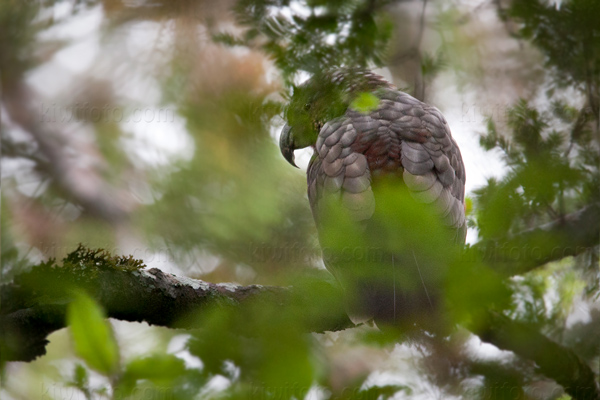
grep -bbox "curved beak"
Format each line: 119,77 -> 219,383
279,124 -> 298,168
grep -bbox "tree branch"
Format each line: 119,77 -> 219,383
0,265 -> 352,363
476,311 -> 600,400
3,83 -> 134,222
472,202 -> 600,276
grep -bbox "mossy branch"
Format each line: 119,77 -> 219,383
0,245 -> 351,363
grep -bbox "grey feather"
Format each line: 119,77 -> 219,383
342,189 -> 375,221
421,113 -> 441,126
325,126 -> 345,146
381,109 -> 402,121
345,155 -> 368,178
340,146 -> 354,158
320,121 -> 337,138
324,174 -> 344,192
343,153 -> 359,165
409,180 -> 443,204
340,126 -> 358,146
352,119 -> 379,134
323,158 -> 344,177
343,175 -> 371,193
325,143 -> 344,163
402,143 -> 431,163
433,188 -> 454,218
432,154 -> 451,172
402,156 -> 435,175
437,168 -> 456,187
403,171 -> 437,192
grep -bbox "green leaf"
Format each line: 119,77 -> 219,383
116,354 -> 187,397
123,354 -> 186,384
73,364 -> 88,388
187,299 -> 317,399
67,291 -> 120,376
465,196 -> 473,216
350,92 -> 380,114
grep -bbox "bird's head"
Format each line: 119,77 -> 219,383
280,69 -> 393,167
280,73 -> 348,167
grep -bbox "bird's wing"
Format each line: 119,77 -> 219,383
308,89 -> 466,242
308,117 -> 375,226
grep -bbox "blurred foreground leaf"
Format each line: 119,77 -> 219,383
350,92 -> 380,114
67,291 -> 120,376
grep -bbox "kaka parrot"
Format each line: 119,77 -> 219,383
280,69 -> 466,329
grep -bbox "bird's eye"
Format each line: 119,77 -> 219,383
304,103 -> 311,111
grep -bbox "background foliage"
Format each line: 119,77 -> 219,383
1,0 -> 599,399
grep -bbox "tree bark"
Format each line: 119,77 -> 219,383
0,266 -> 352,362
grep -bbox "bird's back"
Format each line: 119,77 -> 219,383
307,84 -> 466,327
